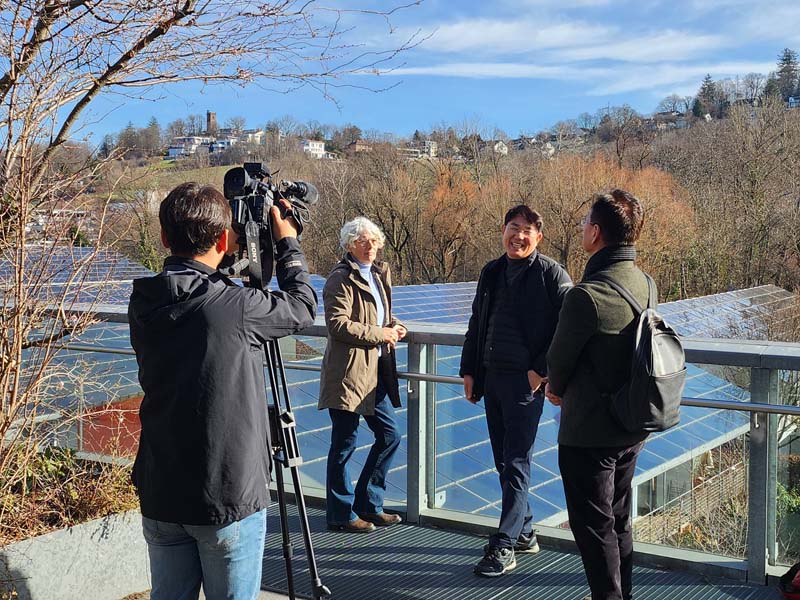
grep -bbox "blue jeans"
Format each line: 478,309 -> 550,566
142,509 -> 267,600
484,370 -> 544,549
326,376 -> 401,524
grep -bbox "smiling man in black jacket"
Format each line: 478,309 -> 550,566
460,205 -> 572,577
128,182 -> 317,600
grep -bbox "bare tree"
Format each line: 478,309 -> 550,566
186,113 -> 205,135
743,72 -> 767,104
657,94 -> 684,113
0,0 -> 422,523
225,116 -> 247,134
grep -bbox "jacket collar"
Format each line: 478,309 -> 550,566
583,245 -> 636,278
163,256 -> 217,276
338,253 -> 387,292
343,253 -> 386,274
488,250 -> 539,275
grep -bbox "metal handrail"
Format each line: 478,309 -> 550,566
54,341 -> 800,417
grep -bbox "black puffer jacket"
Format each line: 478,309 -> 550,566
128,237 -> 317,525
460,251 -> 572,402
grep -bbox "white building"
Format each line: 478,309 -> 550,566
422,140 -> 438,158
300,139 -> 325,159
243,129 -> 265,145
167,136 -> 213,158
209,139 -> 237,153
398,147 -> 422,160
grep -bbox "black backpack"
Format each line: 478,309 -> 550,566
591,273 -> 686,433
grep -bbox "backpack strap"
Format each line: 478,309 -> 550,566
589,272 -> 652,315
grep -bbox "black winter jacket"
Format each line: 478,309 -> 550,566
460,251 -> 572,402
128,237 -> 317,525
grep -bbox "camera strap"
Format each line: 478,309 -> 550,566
245,220 -> 264,290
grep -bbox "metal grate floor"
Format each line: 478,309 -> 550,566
260,504 -> 782,600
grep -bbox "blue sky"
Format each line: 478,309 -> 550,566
81,0 -> 799,142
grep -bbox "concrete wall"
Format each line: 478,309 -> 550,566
0,509 -> 149,600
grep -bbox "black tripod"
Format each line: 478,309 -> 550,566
263,337 -> 331,600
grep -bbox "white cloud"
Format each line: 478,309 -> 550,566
555,30 -> 727,63
741,5 -> 800,44
588,61 -> 777,95
419,19 -> 613,54
386,62 -> 608,80
507,0 -> 614,6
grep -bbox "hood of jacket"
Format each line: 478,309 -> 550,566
129,257 -> 224,329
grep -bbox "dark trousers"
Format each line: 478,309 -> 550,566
326,373 -> 401,524
484,370 -> 544,549
559,441 -> 644,600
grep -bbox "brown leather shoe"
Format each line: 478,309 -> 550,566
359,512 -> 402,527
327,518 -> 376,533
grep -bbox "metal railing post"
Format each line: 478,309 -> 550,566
425,344 -> 437,509
748,367 -> 778,583
406,341 -> 428,523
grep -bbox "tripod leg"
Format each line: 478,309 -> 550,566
272,457 -> 297,600
269,341 -> 331,599
265,344 -> 297,600
287,435 -> 332,599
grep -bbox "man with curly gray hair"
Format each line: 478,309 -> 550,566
318,216 -> 406,533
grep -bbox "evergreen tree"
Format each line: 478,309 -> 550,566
143,117 -> 162,155
776,48 -> 799,101
692,74 -> 717,118
763,75 -> 781,99
98,134 -> 116,159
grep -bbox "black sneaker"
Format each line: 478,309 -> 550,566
474,546 -> 516,577
514,530 -> 540,554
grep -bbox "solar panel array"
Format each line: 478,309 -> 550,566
16,246 -> 796,526
0,245 -> 154,307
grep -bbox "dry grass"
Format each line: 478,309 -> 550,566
0,446 -> 138,545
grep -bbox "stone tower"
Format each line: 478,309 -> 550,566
206,111 -> 218,135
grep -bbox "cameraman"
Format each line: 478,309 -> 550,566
128,182 -> 317,600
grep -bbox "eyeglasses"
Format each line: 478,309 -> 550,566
505,223 -> 538,236
355,238 -> 380,248
580,215 -> 597,228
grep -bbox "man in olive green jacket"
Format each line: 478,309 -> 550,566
545,189 -> 651,600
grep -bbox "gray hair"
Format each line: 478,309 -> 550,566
339,216 -> 386,251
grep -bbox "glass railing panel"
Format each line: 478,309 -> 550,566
773,369 -> 800,567
286,334 -> 410,505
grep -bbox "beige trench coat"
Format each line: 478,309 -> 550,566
317,255 -> 403,415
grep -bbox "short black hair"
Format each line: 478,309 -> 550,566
503,204 -> 543,231
590,188 -> 644,246
159,182 -> 231,256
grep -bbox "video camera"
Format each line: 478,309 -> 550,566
222,162 -> 318,287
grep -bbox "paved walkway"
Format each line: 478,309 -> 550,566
260,505 -> 782,600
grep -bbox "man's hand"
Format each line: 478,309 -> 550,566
383,327 -> 400,348
527,370 -> 544,393
545,382 -> 562,406
393,324 -> 407,340
463,374 -> 478,404
270,199 -> 299,241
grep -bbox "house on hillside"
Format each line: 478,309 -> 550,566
209,138 -> 236,153
409,139 -> 438,158
509,136 -> 538,152
478,140 -> 508,156
243,129 -> 265,144
167,136 -> 213,158
344,140 -> 372,155
299,139 -> 325,159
